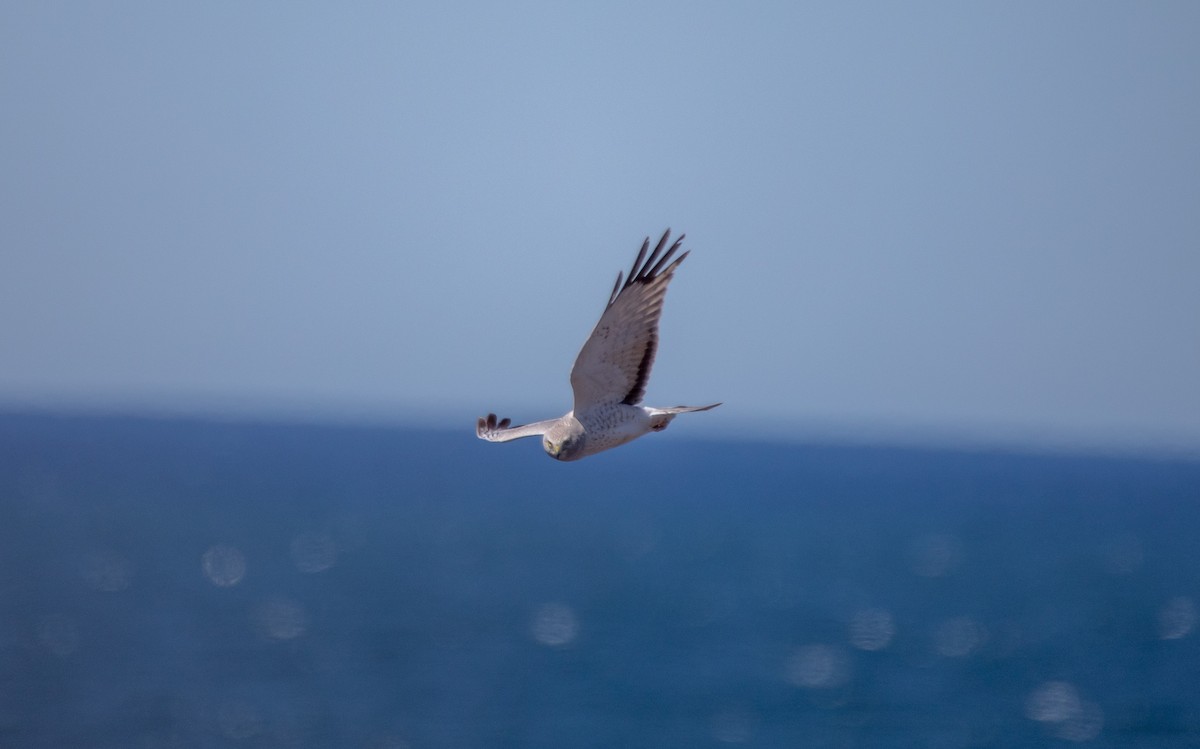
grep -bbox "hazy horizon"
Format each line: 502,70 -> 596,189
3,3 -> 1198,457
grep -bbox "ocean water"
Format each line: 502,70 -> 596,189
2,412 -> 1199,748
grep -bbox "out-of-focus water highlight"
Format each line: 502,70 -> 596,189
2,413 -> 1198,747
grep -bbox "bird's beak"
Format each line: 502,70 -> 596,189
545,441 -> 559,457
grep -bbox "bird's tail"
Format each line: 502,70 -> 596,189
646,403 -> 720,433
653,403 -> 722,415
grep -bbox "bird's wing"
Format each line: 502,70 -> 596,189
476,413 -> 559,443
570,230 -> 688,413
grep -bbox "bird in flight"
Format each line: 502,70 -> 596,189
477,230 -> 720,461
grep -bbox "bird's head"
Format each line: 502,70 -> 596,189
543,419 -> 585,461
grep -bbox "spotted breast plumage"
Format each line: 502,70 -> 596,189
476,230 -> 720,461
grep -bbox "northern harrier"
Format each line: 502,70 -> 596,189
476,230 -> 720,461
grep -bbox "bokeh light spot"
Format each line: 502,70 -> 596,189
530,603 -> 578,647
202,544 -> 246,587
848,607 -> 895,651
1025,679 -> 1103,740
1026,681 -> 1081,723
784,644 -> 851,689
1158,596 -> 1196,640
1055,701 -> 1104,742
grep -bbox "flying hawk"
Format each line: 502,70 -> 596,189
476,230 -> 720,461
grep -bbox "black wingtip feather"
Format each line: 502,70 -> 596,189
609,230 -> 689,306
631,237 -> 650,279
638,231 -> 670,281
646,236 -> 685,279
604,229 -> 691,309
608,272 -> 624,306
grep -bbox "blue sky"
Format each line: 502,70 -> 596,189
2,3 -> 1198,454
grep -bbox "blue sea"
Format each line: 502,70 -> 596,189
2,412 -> 1199,748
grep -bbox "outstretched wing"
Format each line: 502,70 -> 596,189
569,230 -> 688,413
476,413 -> 559,443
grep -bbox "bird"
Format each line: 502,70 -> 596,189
476,230 -> 720,461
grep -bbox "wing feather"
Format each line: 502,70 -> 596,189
570,230 -> 689,412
